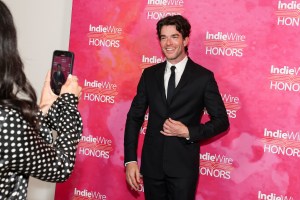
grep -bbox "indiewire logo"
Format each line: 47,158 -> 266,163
204,93 -> 241,119
258,191 -> 294,200
79,135 -> 113,159
140,55 -> 165,69
270,65 -> 300,75
88,24 -> 123,48
147,0 -> 183,5
221,93 -> 240,119
264,128 -> 300,140
269,65 -> 300,93
204,31 -> 247,57
83,79 -> 117,104
262,128 -> 300,158
276,1 -> 300,26
74,188 -> 107,200
199,152 -> 234,180
145,0 -> 184,20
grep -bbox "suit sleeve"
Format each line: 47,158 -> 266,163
188,74 -> 229,142
124,71 -> 148,163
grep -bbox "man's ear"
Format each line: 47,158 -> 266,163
184,37 -> 189,47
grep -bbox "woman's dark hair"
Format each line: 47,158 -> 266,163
0,1 -> 38,127
156,15 -> 191,54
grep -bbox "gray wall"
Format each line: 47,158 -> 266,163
2,0 -> 73,199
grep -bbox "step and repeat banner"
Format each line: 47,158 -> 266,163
55,0 -> 300,199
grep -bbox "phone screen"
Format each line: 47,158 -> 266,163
50,50 -> 74,95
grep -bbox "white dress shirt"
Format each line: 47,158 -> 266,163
164,56 -> 188,98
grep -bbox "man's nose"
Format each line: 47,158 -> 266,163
166,37 -> 172,45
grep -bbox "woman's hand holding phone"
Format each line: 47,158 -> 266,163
60,74 -> 82,97
39,72 -> 82,115
39,71 -> 59,114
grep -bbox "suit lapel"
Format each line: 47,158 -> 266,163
170,58 -> 194,103
155,61 -> 168,105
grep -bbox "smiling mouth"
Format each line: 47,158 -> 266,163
165,48 -> 175,53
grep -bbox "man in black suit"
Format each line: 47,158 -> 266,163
124,15 -> 229,200
51,64 -> 66,95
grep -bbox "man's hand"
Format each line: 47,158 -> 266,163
125,162 -> 141,191
160,118 -> 189,138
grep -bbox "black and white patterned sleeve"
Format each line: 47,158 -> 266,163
36,112 -> 53,144
45,93 -> 82,138
0,93 -> 83,182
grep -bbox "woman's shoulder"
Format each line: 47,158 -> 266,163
0,104 -> 20,113
0,105 -> 24,122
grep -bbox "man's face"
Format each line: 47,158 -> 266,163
159,25 -> 189,64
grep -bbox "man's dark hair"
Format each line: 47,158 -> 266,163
156,15 -> 191,53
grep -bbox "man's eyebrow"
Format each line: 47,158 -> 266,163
160,33 -> 180,37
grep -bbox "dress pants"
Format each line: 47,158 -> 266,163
143,175 -> 198,200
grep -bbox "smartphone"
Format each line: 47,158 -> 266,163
50,50 -> 74,95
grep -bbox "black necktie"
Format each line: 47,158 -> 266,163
167,66 -> 176,103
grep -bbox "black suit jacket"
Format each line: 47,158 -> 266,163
124,58 -> 229,179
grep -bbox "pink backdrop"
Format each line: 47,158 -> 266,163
55,0 -> 300,199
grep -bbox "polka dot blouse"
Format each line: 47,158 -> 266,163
0,93 -> 83,199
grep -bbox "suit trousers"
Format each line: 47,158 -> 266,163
143,175 -> 198,200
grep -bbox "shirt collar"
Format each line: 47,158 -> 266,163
166,56 -> 188,72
